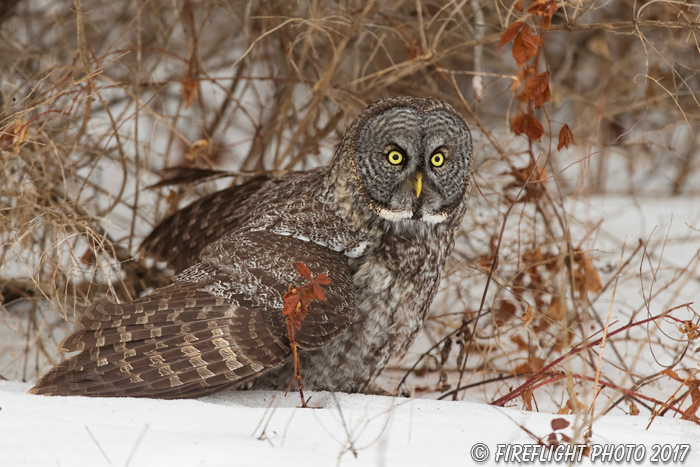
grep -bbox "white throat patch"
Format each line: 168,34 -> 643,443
376,207 -> 413,221
421,211 -> 449,224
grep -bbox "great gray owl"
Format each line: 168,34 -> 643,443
31,96 -> 473,398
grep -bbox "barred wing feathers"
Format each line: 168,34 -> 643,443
31,233 -> 356,399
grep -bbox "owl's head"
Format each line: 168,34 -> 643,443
330,96 -> 472,229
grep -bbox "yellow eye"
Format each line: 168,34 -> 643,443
431,152 -> 445,167
387,150 -> 403,165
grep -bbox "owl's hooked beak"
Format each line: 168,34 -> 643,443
414,172 -> 423,198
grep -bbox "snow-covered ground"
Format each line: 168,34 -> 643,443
2,380 -> 699,467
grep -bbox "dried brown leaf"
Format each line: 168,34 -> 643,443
558,124 -> 576,150
499,21 -> 525,49
181,78 -> 198,108
511,334 -> 529,351
496,300 -> 517,325
680,321 -> 700,340
546,297 -> 567,321
12,118 -> 28,152
524,72 -> 549,99
513,114 -> 544,142
522,387 -> 533,411
580,256 -> 602,293
513,356 -> 544,375
283,263 -> 332,330
528,0 -> 558,20
296,262 -> 312,280
551,418 -> 570,431
314,273 -> 331,285
512,27 -> 542,66
525,72 -> 551,108
185,139 -> 209,161
629,401 -> 640,416
522,306 -> 534,327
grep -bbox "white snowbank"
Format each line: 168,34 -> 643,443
2,381 -> 698,466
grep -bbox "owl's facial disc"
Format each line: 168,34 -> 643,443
353,104 -> 472,225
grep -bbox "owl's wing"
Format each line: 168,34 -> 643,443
140,173 -> 273,272
31,232 -> 356,399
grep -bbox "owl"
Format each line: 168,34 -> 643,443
31,96 -> 473,398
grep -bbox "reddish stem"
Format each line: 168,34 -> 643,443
492,306 -> 689,407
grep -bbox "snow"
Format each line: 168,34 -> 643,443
2,380 -> 699,467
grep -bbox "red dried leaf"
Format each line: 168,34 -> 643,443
527,1 -> 544,15
282,291 -> 301,318
310,283 -> 326,303
512,114 -> 544,142
557,124 -> 576,150
551,418 -> 570,431
314,273 -> 331,285
512,114 -> 527,136
80,248 -> 95,265
513,0 -> 524,12
301,284 -> 318,302
528,0 -> 558,19
283,264 -> 333,330
499,21 -> 525,49
529,0 -> 557,29
541,16 -> 552,30
296,262 -> 312,280
512,27 -> 542,66
524,72 -> 549,96
534,83 -> 551,108
283,290 -> 306,330
296,301 -> 308,325
525,116 -> 544,142
524,72 -> 551,108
